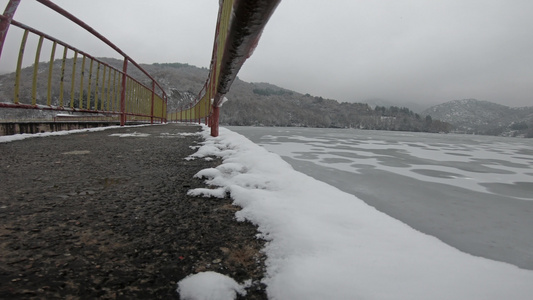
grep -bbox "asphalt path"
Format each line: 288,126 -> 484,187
0,124 -> 266,299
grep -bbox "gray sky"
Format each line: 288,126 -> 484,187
1,0 -> 532,107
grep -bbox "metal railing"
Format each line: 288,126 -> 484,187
171,0 -> 280,136
0,0 -> 167,125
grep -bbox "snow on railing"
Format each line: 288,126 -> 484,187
0,0 -> 167,125
171,0 -> 280,136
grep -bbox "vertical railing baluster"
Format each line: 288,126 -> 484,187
112,69 -> 117,111
150,81 -> 155,124
94,62 -> 100,110
32,35 -> 44,105
14,29 -> 28,104
47,41 -> 57,106
78,55 -> 85,109
59,46 -> 67,107
69,51 -> 77,108
106,66 -> 111,111
120,58 -> 127,125
87,58 -> 93,109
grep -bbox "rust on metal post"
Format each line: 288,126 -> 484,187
120,58 -> 128,126
0,0 -> 20,60
210,105 -> 220,137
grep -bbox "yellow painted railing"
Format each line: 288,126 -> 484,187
170,0 -> 280,136
168,0 -> 235,125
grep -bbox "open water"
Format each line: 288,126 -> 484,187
228,126 -> 533,270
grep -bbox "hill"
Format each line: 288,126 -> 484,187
423,99 -> 533,137
146,63 -> 449,132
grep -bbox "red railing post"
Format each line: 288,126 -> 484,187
211,105 -> 220,137
120,58 -> 128,126
0,0 -> 20,60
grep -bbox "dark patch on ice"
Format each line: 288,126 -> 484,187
379,161 -> 411,168
411,169 -> 464,179
293,152 -> 320,160
351,164 -> 376,170
472,158 -> 530,169
516,149 -> 533,156
512,156 -> 533,163
405,143 -> 428,148
479,182 -> 533,199
320,157 -> 353,164
328,151 -> 374,159
446,161 -> 515,174
444,152 -> 472,157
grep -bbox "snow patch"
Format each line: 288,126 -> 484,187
109,132 -> 150,137
187,187 -> 227,198
0,125 -> 129,143
177,271 -> 249,300
62,150 -> 91,155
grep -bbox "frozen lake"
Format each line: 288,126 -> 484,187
228,126 -> 533,270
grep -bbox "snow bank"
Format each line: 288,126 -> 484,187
186,126 -> 533,300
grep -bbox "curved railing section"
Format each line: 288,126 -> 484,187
0,0 -> 167,125
169,0 -> 280,136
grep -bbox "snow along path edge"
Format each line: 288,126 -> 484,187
187,125 -> 533,300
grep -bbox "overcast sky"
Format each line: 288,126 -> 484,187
1,0 -> 532,107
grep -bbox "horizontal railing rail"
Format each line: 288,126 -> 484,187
0,0 -> 167,126
171,0 -> 280,136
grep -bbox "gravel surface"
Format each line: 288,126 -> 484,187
0,124 -> 266,299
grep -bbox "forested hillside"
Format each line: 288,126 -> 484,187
423,99 -> 533,137
147,62 -> 451,132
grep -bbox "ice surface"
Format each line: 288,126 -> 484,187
250,132 -> 533,199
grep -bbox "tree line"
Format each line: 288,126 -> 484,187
220,94 -> 452,133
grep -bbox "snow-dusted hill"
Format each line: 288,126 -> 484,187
423,99 -> 533,137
